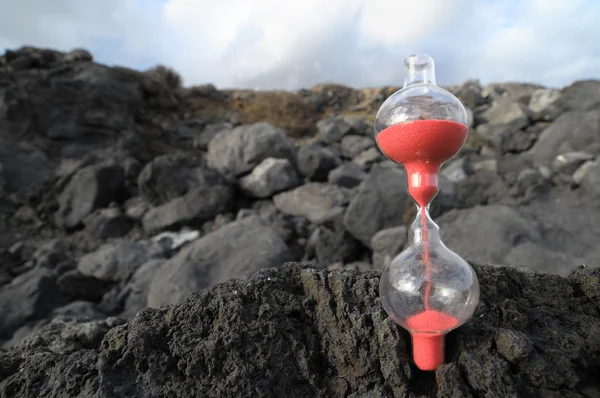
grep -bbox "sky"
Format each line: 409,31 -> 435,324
0,0 -> 599,90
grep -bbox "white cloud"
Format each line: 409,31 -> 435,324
0,0 -> 599,89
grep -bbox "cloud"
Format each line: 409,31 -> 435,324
0,0 -> 599,90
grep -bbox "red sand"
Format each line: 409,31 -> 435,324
375,120 -> 468,207
407,310 -> 459,371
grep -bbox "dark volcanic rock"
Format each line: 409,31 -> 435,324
317,115 -> 353,144
142,184 -> 234,232
328,162 -> 367,188
55,162 -> 127,229
77,241 -> 156,284
0,268 -> 67,339
1,263 -> 599,397
297,144 -> 341,181
207,122 -> 297,177
273,183 -> 353,224
305,208 -> 361,267
147,216 -> 292,307
529,110 -> 600,165
239,157 -> 299,198
137,153 -> 224,205
344,163 -> 410,246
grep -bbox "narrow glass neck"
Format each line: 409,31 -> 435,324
409,207 -> 441,245
404,53 -> 437,87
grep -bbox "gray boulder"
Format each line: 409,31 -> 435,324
316,115 -> 353,144
328,163 -> 367,188
207,122 -> 297,177
559,79 -> 600,111
138,153 -> 225,205
529,110 -> 600,165
77,241 -> 156,284
55,163 -> 126,229
0,268 -> 67,339
273,183 -> 354,224
147,216 -> 292,307
240,157 -> 299,198
297,144 -> 341,181
580,160 -> 600,199
343,163 -> 409,246
370,226 -> 407,270
142,185 -> 234,232
340,135 -> 374,159
528,88 -> 562,121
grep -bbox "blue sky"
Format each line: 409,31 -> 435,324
1,0 -> 599,90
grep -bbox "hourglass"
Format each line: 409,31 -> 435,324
375,54 -> 480,371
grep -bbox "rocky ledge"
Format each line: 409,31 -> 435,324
1,262 -> 599,397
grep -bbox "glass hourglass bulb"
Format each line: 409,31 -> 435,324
374,53 -> 480,371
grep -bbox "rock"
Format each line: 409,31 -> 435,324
476,98 -> 530,152
138,153 -> 225,205
438,205 -> 541,265
0,268 -> 67,339
83,208 -> 133,240
453,79 -> 485,109
580,161 -> 600,199
509,168 -> 550,203
328,163 -> 367,188
436,204 -> 587,275
370,226 -> 407,270
56,270 -> 111,302
207,122 -> 297,177
528,88 -> 562,121
483,82 -> 544,104
240,158 -> 299,198
193,122 -> 233,150
340,135 -> 374,159
121,259 -> 165,318
572,160 -> 597,186
0,138 -> 54,194
352,147 -> 383,169
142,185 -> 234,232
305,209 -> 361,267
32,239 -> 69,269
529,110 -> 600,165
552,152 -> 595,176
147,216 -> 292,307
64,48 -> 93,63
297,144 -> 341,181
77,241 -> 156,284
316,115 -> 353,144
441,158 -> 467,183
273,183 -> 353,224
0,58 -> 143,144
124,196 -> 150,220
343,163 -> 409,246
55,162 -> 127,229
2,263 -> 599,397
472,159 -> 498,173
454,171 -> 508,208
345,117 -> 371,136
17,317 -> 120,355
495,329 -> 533,362
152,229 -> 200,252
51,301 -> 104,321
559,79 -> 600,111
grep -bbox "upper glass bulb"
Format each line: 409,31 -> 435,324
373,53 -> 469,208
374,53 -> 468,135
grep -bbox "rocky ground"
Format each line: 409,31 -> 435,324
1,47 -> 599,396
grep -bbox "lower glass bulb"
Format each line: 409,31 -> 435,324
379,208 -> 480,371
